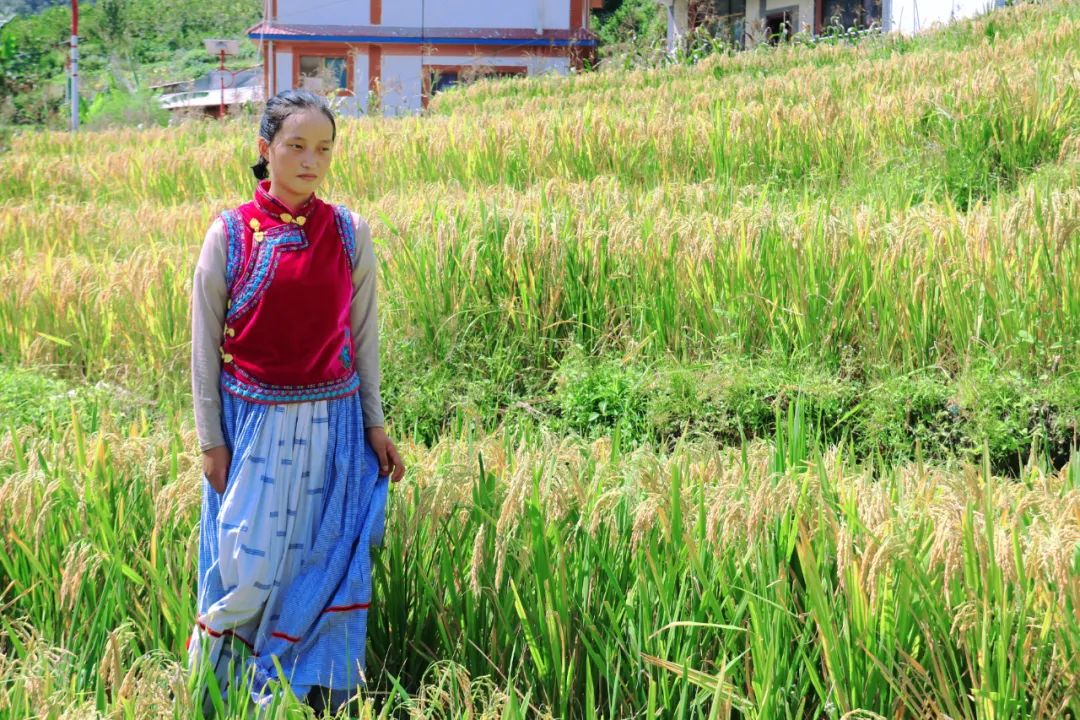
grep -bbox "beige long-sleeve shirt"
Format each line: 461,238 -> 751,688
190,210 -> 384,452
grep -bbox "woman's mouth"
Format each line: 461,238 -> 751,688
298,174 -> 317,180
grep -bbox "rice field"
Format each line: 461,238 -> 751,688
1,0 -> 1079,717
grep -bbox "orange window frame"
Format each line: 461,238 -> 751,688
291,46 -> 358,97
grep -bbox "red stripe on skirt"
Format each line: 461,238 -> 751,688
197,601 -> 372,648
271,630 -> 302,643
325,602 -> 371,613
197,619 -> 255,652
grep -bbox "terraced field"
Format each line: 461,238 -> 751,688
0,0 -> 1077,716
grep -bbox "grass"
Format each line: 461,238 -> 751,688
1,401 -> 1078,717
0,0 -> 1078,716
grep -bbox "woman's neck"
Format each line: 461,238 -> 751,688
267,181 -> 313,213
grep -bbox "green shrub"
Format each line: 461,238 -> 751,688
854,369 -> 961,463
953,365 -> 1080,474
84,86 -> 170,130
553,347 -> 650,442
0,365 -> 142,432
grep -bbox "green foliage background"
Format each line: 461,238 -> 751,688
0,0 -> 260,127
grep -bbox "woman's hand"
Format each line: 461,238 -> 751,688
202,445 -> 232,494
366,427 -> 405,482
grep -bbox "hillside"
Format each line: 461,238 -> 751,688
0,0 -> 260,127
4,0 -> 1077,466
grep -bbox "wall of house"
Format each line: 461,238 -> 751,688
375,53 -> 570,116
277,0 -> 371,25
382,0 -> 569,30
882,0 -> 1003,34
743,0 -> 816,44
354,52 -> 371,112
273,51 -> 293,95
267,42 -> 575,117
379,54 -> 425,116
265,0 -> 581,117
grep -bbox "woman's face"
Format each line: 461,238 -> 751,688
257,109 -> 335,199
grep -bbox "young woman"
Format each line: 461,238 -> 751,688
187,88 -> 405,715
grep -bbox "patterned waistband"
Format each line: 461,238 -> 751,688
220,368 -> 361,404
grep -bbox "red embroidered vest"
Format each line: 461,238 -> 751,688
217,179 -> 360,404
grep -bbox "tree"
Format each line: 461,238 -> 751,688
0,0 -> 261,127
592,0 -> 667,64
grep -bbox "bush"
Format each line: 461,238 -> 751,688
592,0 -> 668,68
955,365 -> 1079,474
854,368 -> 962,463
84,86 -> 170,130
553,347 -> 650,442
0,365 -> 143,432
378,341 -> 1075,475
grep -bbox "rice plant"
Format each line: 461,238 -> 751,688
0,0 -> 1078,716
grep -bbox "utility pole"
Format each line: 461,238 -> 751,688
218,47 -> 225,117
204,40 -> 239,119
70,0 -> 78,132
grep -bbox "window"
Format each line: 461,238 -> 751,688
820,0 -> 882,30
299,56 -> 348,92
692,0 -> 748,48
764,10 -> 794,43
430,70 -> 460,94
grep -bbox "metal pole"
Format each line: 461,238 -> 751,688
667,4 -> 675,54
70,0 -> 79,132
219,48 -> 226,118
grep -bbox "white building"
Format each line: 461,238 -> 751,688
156,66 -> 264,118
660,0 -> 1007,49
248,0 -> 601,117
877,0 -> 1007,36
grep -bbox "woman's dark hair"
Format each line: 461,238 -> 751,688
251,89 -> 337,180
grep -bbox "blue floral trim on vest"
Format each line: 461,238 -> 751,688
221,209 -> 245,290
221,365 -> 361,403
340,328 -> 353,369
225,223 -> 309,323
333,205 -> 356,271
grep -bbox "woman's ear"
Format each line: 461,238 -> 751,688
256,136 -> 269,162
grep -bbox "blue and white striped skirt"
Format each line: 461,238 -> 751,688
187,388 -> 389,710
